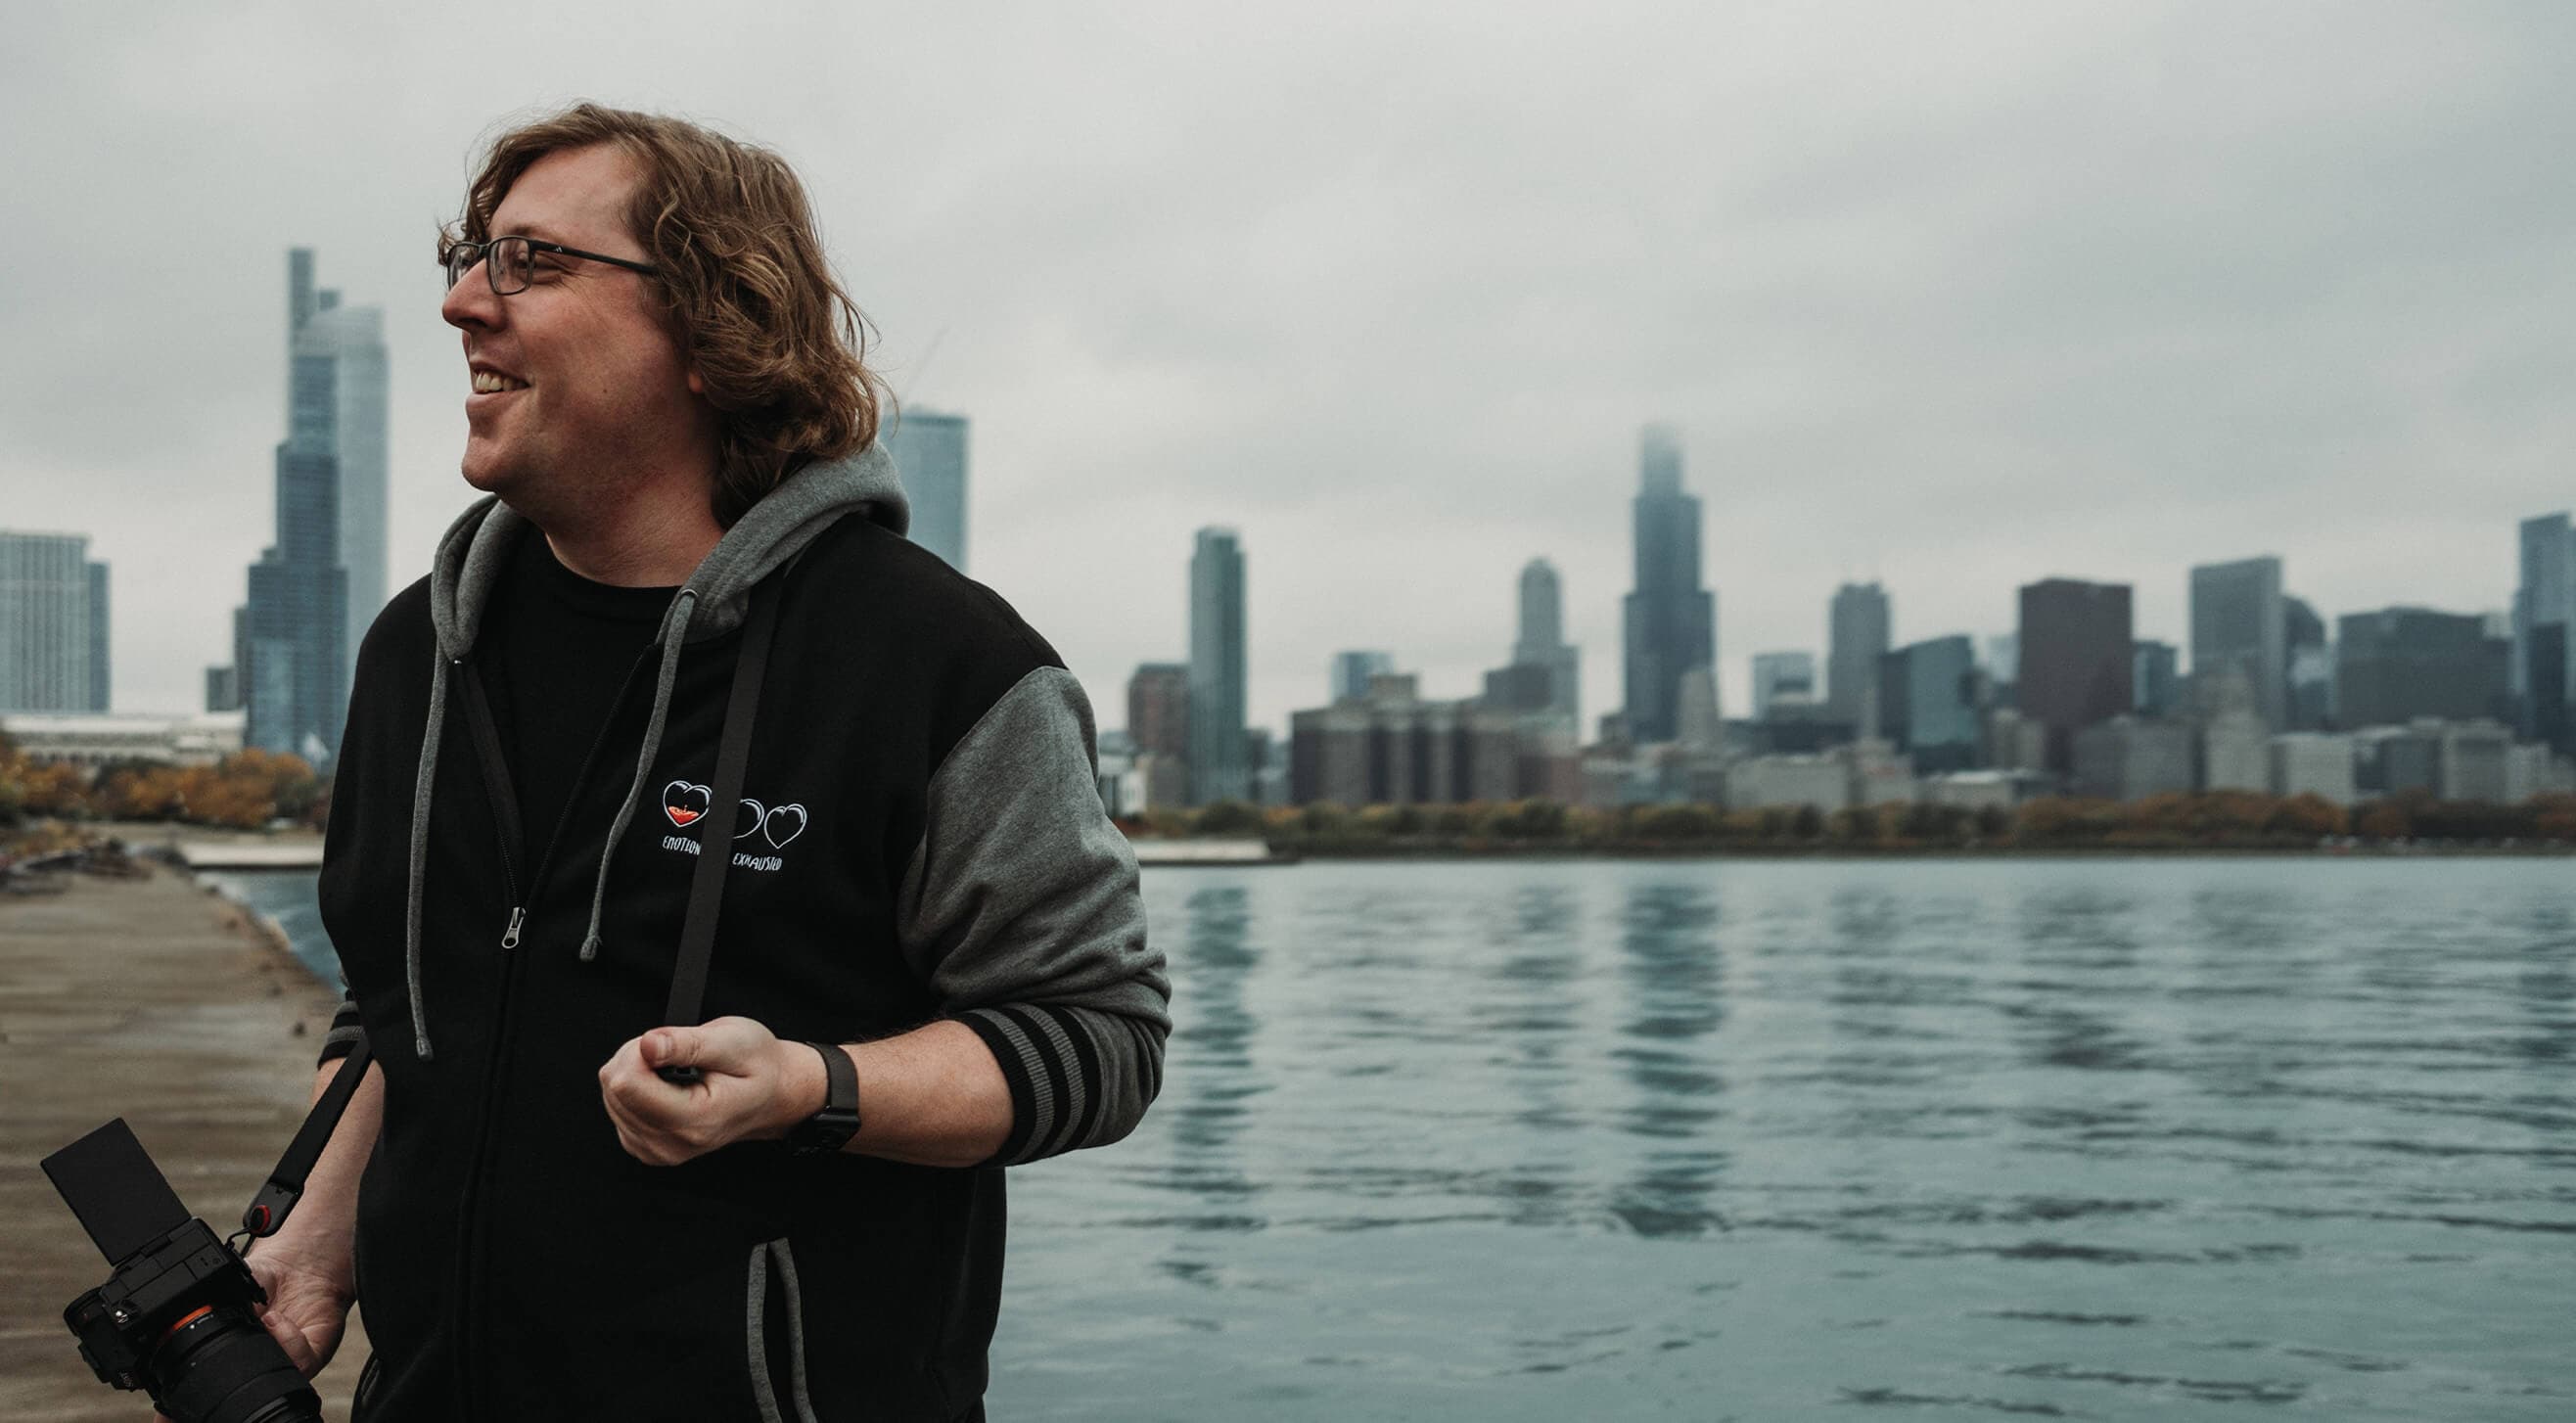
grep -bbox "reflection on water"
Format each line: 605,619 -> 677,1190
993,858 -> 2576,1421
1612,884 -> 1724,1239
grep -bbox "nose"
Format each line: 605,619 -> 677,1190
441,258 -> 503,333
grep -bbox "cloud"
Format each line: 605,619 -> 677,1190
5,1 -> 2570,730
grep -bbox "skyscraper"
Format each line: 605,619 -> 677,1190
2336,608 -> 2510,728
0,531 -> 110,712
237,251 -> 356,762
1127,663 -> 1191,808
1188,528 -> 1248,805
2133,639 -> 2179,717
1510,558 -> 1580,731
1620,425 -> 1716,743
2018,578 -> 2133,774
1877,634 -> 1980,772
2189,555 -> 2285,727
295,282 -> 390,659
889,407 -> 969,572
2515,513 -> 2575,750
1751,651 -> 1817,719
1827,582 -> 1892,732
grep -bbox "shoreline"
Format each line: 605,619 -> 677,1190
0,863 -> 370,1420
1232,841 -> 2576,860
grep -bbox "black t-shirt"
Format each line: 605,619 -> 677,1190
482,529 -> 674,868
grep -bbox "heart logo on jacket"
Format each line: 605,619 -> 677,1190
734,799 -> 765,839
663,781 -> 712,828
762,803 -> 807,848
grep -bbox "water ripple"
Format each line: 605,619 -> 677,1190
988,858 -> 2576,1418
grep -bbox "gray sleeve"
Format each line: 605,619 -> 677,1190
317,987 -> 365,1067
897,665 -> 1171,1166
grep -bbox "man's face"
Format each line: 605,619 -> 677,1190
440,143 -> 702,511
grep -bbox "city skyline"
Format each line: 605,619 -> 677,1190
30,471 -> 2572,755
13,6 -> 2576,739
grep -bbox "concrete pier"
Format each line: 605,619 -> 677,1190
0,864 -> 370,1420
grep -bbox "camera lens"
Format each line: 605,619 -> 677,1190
148,1306 -> 323,1423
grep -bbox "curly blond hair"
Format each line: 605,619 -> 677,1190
442,103 -> 891,526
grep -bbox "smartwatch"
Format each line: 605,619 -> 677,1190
786,1041 -> 860,1157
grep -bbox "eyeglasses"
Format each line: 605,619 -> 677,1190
442,235 -> 661,296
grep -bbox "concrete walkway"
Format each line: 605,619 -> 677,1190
0,864 -> 369,1420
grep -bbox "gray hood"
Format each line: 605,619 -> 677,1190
395,442 -> 906,1057
428,439 -> 906,659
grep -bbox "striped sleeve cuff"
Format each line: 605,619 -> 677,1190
956,1003 -> 1167,1167
317,989 -> 365,1068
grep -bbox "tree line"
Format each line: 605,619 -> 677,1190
11,729 -> 2567,853
1120,790 -> 2576,853
0,736 -> 326,834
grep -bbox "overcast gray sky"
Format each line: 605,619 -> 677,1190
7,2 -> 2572,733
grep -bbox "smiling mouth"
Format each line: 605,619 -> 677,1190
471,371 -> 529,393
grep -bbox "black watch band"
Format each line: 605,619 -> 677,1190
787,1041 -> 860,1158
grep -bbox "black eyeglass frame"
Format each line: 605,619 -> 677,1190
442,235 -> 662,295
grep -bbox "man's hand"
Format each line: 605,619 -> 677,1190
597,1017 -> 822,1166
246,1241 -> 353,1375
154,1241 -> 352,1420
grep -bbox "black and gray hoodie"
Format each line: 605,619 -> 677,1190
313,443 -> 1169,1421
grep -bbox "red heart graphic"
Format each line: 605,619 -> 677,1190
663,780 -> 712,829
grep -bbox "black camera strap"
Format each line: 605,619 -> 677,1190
656,577 -> 783,1085
238,1033 -> 374,1243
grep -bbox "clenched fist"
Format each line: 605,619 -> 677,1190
596,1017 -> 824,1166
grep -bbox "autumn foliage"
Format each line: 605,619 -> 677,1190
0,735 -> 324,832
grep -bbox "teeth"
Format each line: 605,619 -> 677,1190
471,371 -> 528,393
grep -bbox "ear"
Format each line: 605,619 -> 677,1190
686,367 -> 707,396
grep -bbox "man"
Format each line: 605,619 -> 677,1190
241,105 -> 1168,1421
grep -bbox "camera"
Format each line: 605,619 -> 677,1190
42,1117 -> 324,1423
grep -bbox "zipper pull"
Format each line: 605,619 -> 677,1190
501,906 -> 525,951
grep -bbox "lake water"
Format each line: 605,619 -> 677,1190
207,857 -> 2576,1420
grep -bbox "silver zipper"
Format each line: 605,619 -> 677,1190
500,906 -> 525,950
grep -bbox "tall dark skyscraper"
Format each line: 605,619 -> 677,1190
238,251 -> 356,762
1188,528 -> 1248,805
2018,578 -> 2133,774
1619,425 -> 1715,743
2516,513 -> 2575,750
2190,555 -> 2285,727
1827,581 -> 1892,734
889,407 -> 969,573
2336,608 -> 2510,728
268,249 -> 390,670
